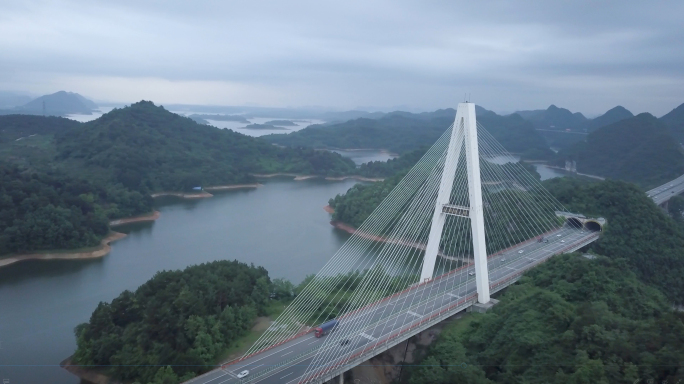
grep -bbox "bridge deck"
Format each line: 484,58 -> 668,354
648,174 -> 684,205
185,225 -> 599,384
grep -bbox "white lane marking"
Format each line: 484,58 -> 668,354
281,350 -> 293,357
360,332 -> 377,341
407,311 -> 422,318
506,266 -> 517,271
446,292 -> 460,298
203,371 -> 231,383
308,340 -> 318,345
280,372 -> 294,379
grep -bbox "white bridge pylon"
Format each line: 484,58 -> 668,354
420,102 -> 490,303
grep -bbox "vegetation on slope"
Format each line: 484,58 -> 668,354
545,177 -> 684,304
556,113 -> 684,189
0,161 -> 151,255
54,101 -> 357,191
72,260 -> 271,384
264,107 -> 553,159
0,102 -> 362,255
661,102 -> 684,143
405,254 -> 684,384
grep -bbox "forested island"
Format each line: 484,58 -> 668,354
264,119 -> 298,126
243,123 -> 289,130
70,260 -> 272,383
0,101 -> 359,257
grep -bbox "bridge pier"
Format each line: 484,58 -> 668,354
468,298 -> 499,313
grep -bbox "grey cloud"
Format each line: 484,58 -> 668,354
0,0 -> 682,115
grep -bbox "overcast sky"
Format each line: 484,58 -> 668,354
1,0 -> 682,116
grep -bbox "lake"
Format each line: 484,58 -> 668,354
0,149 -> 563,383
0,178 -> 363,384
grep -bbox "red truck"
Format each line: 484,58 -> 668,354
314,319 -> 339,338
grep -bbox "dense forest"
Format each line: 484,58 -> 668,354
556,113 -> 684,189
405,254 -> 684,384
545,178 -> 684,304
53,101 -> 357,191
0,161 -> 151,254
264,107 -> 554,160
72,260 -> 271,384
0,102 -> 362,255
661,102 -> 684,142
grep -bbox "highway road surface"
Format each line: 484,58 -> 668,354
647,174 -> 684,205
186,225 -> 598,384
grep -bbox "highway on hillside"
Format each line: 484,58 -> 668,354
186,225 -> 598,384
648,174 -> 684,205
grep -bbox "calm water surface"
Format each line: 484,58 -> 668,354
0,178 -> 362,384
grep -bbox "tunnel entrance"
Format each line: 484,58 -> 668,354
567,217 -> 583,229
585,221 -> 602,232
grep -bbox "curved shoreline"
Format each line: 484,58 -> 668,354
0,231 -> 127,269
109,210 -> 161,226
150,184 -> 262,199
253,173 -> 383,182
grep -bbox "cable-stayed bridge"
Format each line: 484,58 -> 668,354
185,103 -> 602,384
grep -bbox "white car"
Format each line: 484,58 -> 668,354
237,370 -> 250,379
501,257 -> 506,261
468,271 -> 475,276
518,250 -> 524,254
556,234 -> 562,237
561,240 -> 565,243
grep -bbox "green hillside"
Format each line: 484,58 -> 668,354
0,101 -> 359,255
556,113 -> 684,188
264,107 -> 553,159
406,254 -> 684,384
53,101 -> 356,191
661,102 -> 684,143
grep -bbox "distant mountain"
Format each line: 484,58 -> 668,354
660,102 -> 684,143
20,91 -> 97,115
587,106 -> 634,131
515,105 -> 588,131
263,106 -> 553,159
0,91 -> 33,109
557,113 -> 684,188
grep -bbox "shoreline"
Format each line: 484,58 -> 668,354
61,356 -> 122,384
150,191 -> 214,199
329,220 -> 469,262
0,231 -> 127,269
109,210 -> 161,226
253,173 -> 383,182
150,183 -> 262,200
543,165 -> 606,180
321,147 -> 399,157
